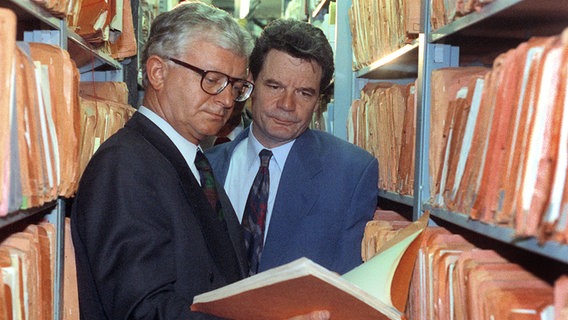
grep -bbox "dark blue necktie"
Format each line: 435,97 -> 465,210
242,149 -> 273,275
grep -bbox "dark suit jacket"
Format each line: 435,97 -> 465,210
71,112 -> 248,319
206,128 -> 379,274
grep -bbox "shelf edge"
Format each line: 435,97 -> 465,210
425,205 -> 568,265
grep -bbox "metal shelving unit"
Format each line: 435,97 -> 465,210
430,0 -> 568,42
0,0 -> 125,318
354,40 -> 420,79
416,0 -> 568,264
335,0 -> 568,271
378,190 -> 414,207
426,205 -> 568,265
68,31 -> 122,71
1,0 -> 61,28
0,201 -> 57,228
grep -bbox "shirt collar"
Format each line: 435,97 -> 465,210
138,106 -> 199,166
246,124 -> 294,171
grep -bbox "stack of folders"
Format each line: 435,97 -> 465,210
427,29 -> 568,244
348,82 -> 417,196
77,81 -> 136,180
0,217 -> 78,320
28,0 -> 71,17
0,8 -> 136,217
351,28 -> 568,246
28,0 -> 137,59
349,0 -> 420,69
0,220 -> 57,319
363,209 -> 565,319
348,0 -> 496,69
348,0 -> 420,70
430,0 -> 495,31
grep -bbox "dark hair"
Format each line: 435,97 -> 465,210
140,1 -> 253,88
249,19 -> 334,93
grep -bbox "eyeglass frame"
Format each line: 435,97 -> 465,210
168,57 -> 254,102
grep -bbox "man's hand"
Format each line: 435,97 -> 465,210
287,310 -> 330,320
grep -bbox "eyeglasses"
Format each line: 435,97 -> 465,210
169,58 -> 254,102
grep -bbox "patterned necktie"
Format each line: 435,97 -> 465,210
194,149 -> 223,220
242,149 -> 273,276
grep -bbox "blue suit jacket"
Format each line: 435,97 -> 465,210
206,128 -> 378,274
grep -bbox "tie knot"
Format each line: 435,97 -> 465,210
259,149 -> 272,168
194,150 -> 211,172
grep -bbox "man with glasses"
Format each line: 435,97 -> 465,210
71,2 -> 329,319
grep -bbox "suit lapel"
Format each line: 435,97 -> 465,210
276,129 -> 322,217
127,113 -> 246,281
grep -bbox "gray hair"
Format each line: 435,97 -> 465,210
140,1 -> 254,88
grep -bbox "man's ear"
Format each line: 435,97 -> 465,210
146,55 -> 167,91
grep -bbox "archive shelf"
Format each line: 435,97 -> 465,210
0,201 -> 57,229
0,0 -> 125,318
336,0 -> 568,279
427,0 -> 568,72
425,205 -> 568,265
67,30 -> 122,71
416,0 -> 568,262
1,0 -> 61,28
2,0 -> 122,72
354,40 -> 419,79
430,0 -> 568,43
378,190 -> 414,208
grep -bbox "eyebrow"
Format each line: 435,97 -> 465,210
264,78 -> 317,94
